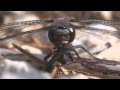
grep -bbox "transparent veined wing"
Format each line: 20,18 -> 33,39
70,19 -> 120,39
0,19 -> 52,42
70,19 -> 120,30
73,25 -> 120,39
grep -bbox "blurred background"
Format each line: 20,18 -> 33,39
0,11 -> 120,24
0,11 -> 120,79
1,11 -> 120,61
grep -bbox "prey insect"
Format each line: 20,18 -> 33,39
0,18 -> 120,72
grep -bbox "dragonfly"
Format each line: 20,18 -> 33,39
0,18 -> 120,72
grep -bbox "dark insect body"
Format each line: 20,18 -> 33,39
0,18 -> 120,72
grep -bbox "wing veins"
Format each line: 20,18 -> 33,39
0,27 -> 49,41
74,25 -> 120,38
70,19 -> 120,29
0,19 -> 52,32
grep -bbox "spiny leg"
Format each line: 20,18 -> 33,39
68,52 -> 74,62
92,42 -> 112,55
74,45 -> 96,60
44,52 -> 53,63
46,52 -> 63,72
73,49 -> 81,59
44,48 -> 58,63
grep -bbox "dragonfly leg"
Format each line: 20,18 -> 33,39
92,42 -> 112,55
44,52 -> 53,63
45,52 -> 63,72
67,52 -> 74,62
74,45 -> 96,60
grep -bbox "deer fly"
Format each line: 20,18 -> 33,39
0,18 -> 120,72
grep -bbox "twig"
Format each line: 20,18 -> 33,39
12,43 -> 46,66
63,58 -> 120,79
3,43 -> 120,78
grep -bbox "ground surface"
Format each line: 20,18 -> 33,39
0,11 -> 120,79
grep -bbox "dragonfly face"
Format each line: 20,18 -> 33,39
48,18 -> 75,46
49,27 -> 71,45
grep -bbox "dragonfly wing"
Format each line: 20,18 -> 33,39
0,26 -> 50,44
73,25 -> 120,39
75,29 -> 112,42
70,19 -> 120,29
0,19 -> 52,38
